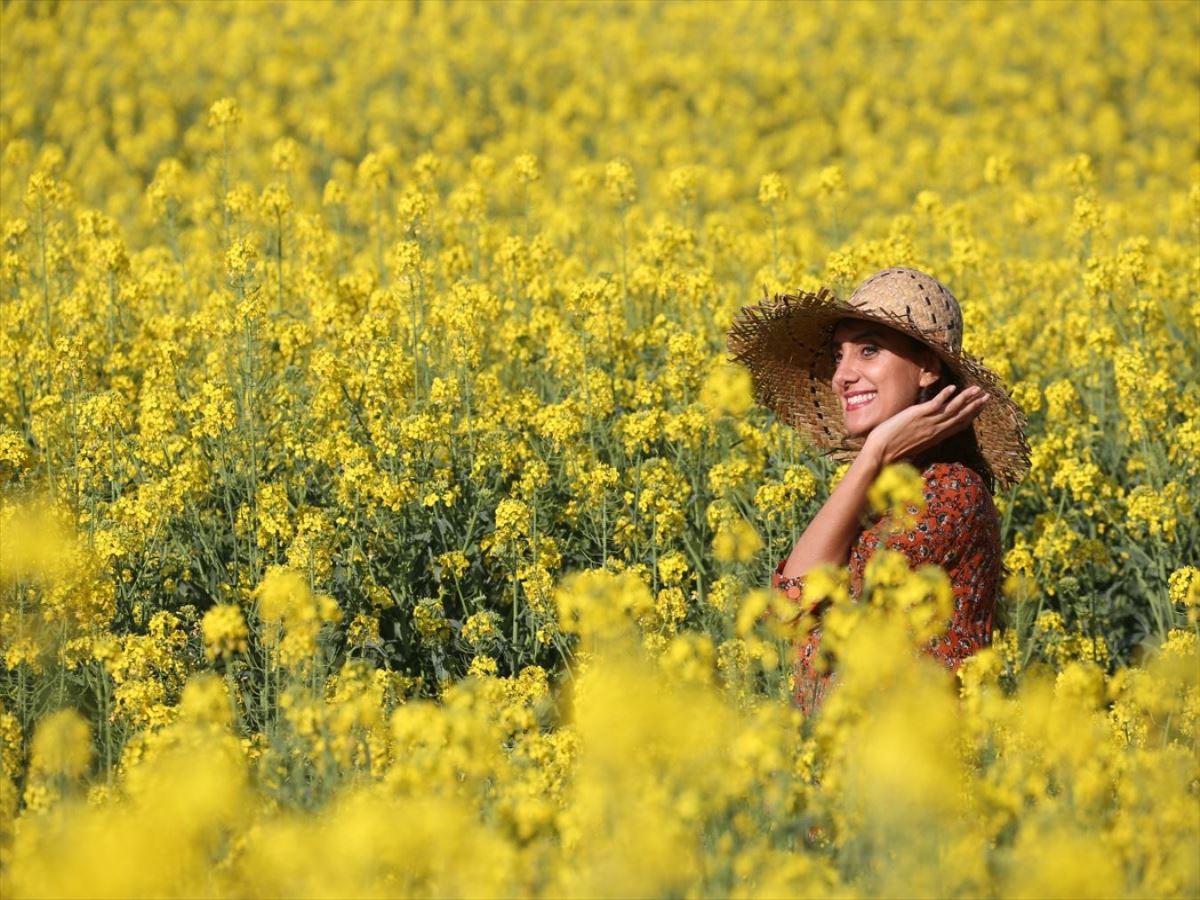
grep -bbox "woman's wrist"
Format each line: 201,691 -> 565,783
853,439 -> 887,475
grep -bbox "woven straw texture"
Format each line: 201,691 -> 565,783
725,267 -> 1031,490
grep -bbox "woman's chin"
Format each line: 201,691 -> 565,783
843,421 -> 871,439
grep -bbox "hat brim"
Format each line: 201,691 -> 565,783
726,287 -> 1031,490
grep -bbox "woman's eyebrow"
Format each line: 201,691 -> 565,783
830,328 -> 885,346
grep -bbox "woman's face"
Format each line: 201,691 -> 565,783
830,319 -> 943,437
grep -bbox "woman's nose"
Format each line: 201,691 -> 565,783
833,358 -> 857,391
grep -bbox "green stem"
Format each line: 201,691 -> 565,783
276,212 -> 285,315
38,200 -> 52,346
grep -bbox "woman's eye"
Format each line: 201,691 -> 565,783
861,345 -> 878,357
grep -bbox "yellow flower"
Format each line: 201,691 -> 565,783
259,182 -> 292,218
255,567 -> 339,667
346,613 -> 380,646
224,237 -> 258,281
555,568 -> 654,643
668,165 -> 699,206
413,598 -> 451,644
657,551 -> 690,587
713,516 -> 762,564
322,178 -> 347,206
806,562 -> 851,605
467,655 -> 499,678
735,588 -> 774,637
270,136 -> 299,172
1125,482 -> 1190,542
604,158 -> 637,207
435,550 -> 470,580
29,709 -> 91,779
461,611 -> 500,647
983,153 -> 1013,185
206,96 -> 241,129
660,632 -> 715,685
1169,566 -> 1200,624
256,567 -> 311,626
514,153 -> 541,184
757,172 -> 788,209
356,150 -> 388,190
201,604 -> 248,661
867,462 -> 926,532
817,163 -> 845,198
698,363 -> 753,420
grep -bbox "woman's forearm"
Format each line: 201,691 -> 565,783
779,446 -> 884,579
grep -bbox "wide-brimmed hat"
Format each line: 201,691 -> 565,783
725,266 -> 1031,490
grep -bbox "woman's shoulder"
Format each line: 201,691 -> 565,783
919,460 -> 994,508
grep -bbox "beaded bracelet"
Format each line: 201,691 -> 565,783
773,570 -> 832,623
776,573 -> 805,601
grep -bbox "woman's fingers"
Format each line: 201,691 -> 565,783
943,390 -> 988,432
918,385 -> 956,410
871,384 -> 989,463
924,386 -> 986,434
940,385 -> 987,418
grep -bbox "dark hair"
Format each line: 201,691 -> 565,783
913,368 -> 996,493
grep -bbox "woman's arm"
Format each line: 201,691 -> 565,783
777,444 -> 883,579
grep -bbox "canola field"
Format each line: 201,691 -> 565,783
1,0 -> 1198,896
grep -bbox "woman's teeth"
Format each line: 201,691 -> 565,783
845,392 -> 877,410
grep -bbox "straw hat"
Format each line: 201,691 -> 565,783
725,267 -> 1031,490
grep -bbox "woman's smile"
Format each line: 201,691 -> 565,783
843,390 -> 878,411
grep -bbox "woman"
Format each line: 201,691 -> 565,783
726,267 -> 1031,716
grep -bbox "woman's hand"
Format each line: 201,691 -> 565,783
862,384 -> 989,467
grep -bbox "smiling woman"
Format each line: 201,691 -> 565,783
726,267 -> 1032,715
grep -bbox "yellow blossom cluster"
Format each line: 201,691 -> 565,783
255,567 -> 341,668
866,461 -> 926,533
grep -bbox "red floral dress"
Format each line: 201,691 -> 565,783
771,461 -> 1002,717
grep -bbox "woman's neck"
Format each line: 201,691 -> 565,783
910,432 -> 995,491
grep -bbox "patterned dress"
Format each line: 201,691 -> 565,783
772,460 -> 1002,717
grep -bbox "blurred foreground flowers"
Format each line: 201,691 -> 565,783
2,564 -> 1197,897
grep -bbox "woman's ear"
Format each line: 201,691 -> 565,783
917,351 -> 944,388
